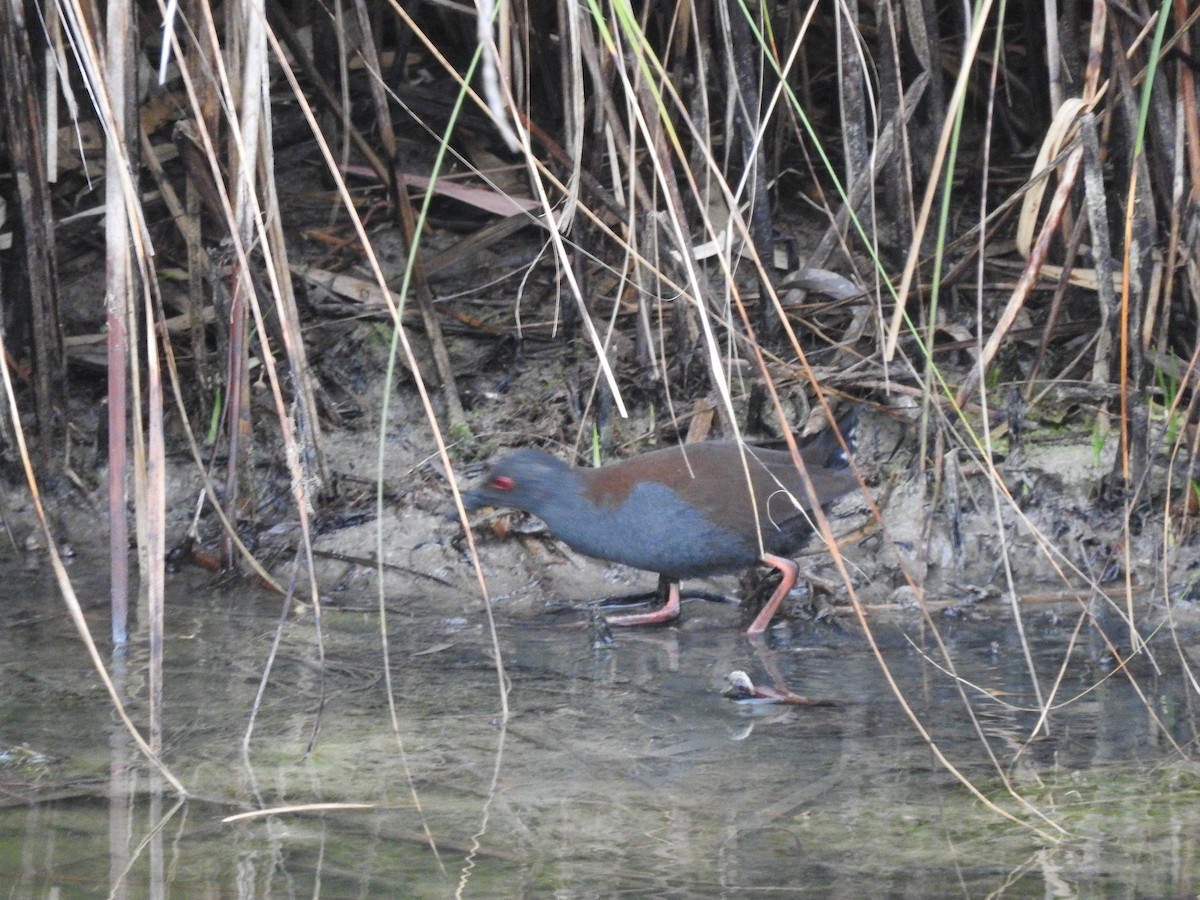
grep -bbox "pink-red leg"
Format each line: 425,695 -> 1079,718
604,580 -> 682,627
746,554 -> 798,635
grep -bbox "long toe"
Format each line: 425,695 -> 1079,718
604,581 -> 683,627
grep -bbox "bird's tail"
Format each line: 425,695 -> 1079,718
806,408 -> 857,470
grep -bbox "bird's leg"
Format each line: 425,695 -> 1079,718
604,575 -> 682,626
745,554 -> 799,635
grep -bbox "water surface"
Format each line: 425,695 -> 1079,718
0,562 -> 1196,897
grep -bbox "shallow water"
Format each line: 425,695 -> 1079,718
1,560 -> 1198,898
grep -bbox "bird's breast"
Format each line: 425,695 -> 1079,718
542,481 -> 760,577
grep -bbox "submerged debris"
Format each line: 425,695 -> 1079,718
722,670 -> 837,707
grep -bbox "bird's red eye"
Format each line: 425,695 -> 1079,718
491,475 -> 515,491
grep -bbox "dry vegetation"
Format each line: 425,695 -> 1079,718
0,0 -> 1197,815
